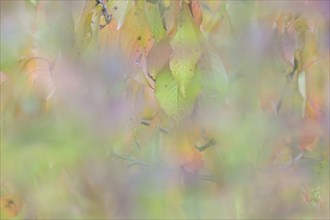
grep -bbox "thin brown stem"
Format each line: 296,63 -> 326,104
195,139 -> 216,152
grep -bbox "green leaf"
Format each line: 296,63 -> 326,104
76,0 -> 96,39
155,68 -> 200,119
109,0 -> 133,29
170,4 -> 202,97
81,11 -> 100,55
145,2 -> 166,42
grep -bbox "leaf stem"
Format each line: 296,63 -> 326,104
111,150 -> 218,182
194,139 -> 216,152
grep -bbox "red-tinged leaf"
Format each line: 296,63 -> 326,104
146,38 -> 172,80
188,0 -> 203,26
164,0 -> 180,37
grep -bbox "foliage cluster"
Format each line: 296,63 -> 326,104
1,0 -> 329,219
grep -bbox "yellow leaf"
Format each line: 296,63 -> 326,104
119,3 -> 154,66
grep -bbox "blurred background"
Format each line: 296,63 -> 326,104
1,0 -> 329,219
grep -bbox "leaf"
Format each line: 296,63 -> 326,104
170,4 -> 202,97
0,195 -> 22,218
146,38 -> 172,79
279,15 -> 297,65
119,3 -> 154,67
188,0 -> 203,26
76,0 -> 96,38
109,0 -> 133,30
302,31 -> 319,69
163,0 -> 180,37
145,2 -> 166,42
76,1 -> 101,55
155,68 -> 200,119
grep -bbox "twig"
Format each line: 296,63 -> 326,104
140,119 -> 169,134
195,139 -> 216,152
257,151 -> 305,172
111,151 -> 218,182
112,151 -> 150,167
96,0 -> 112,29
197,173 -> 218,182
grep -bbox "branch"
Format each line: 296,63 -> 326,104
195,139 -> 216,152
96,0 -> 112,30
112,151 -> 150,167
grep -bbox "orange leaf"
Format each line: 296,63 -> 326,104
0,195 -> 23,218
